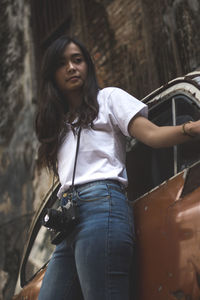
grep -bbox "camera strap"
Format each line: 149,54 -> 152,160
68,127 -> 82,198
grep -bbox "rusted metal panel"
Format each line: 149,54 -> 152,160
133,162 -> 200,299
12,268 -> 45,300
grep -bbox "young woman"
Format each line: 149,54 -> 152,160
36,36 -> 200,300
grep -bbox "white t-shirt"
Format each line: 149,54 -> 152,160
57,87 -> 148,198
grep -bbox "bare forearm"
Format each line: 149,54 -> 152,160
142,124 -> 193,148
128,116 -> 200,148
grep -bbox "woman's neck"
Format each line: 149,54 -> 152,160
65,90 -> 83,112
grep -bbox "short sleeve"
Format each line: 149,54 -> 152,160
107,87 -> 148,136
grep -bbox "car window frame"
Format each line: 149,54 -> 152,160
127,89 -> 200,201
20,181 -> 60,287
149,92 -> 200,174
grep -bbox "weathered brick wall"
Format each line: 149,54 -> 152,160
72,0 -> 200,98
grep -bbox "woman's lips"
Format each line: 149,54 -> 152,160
67,76 -> 80,81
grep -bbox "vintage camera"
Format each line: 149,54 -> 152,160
42,201 -> 79,245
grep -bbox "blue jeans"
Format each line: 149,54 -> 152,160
38,180 -> 135,300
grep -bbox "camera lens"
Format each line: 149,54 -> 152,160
42,208 -> 64,231
44,214 -> 49,222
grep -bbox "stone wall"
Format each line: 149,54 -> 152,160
0,1 -> 37,299
0,0 -> 200,299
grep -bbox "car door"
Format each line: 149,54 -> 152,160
127,74 -> 200,299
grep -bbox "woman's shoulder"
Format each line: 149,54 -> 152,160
98,87 -> 126,99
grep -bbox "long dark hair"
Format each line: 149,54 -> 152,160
35,36 -> 99,175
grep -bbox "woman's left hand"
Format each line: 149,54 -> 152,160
187,120 -> 200,137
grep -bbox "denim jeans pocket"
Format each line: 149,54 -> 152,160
77,184 -> 110,202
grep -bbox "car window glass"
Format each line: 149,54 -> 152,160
23,196 -> 60,284
25,226 -> 56,282
127,97 -> 174,200
175,96 -> 200,171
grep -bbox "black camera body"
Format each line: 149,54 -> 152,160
42,201 -> 79,245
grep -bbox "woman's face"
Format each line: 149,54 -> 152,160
54,42 -> 88,97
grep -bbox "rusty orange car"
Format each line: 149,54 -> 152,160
13,72 -> 200,299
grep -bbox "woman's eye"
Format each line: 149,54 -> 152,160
74,57 -> 83,63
